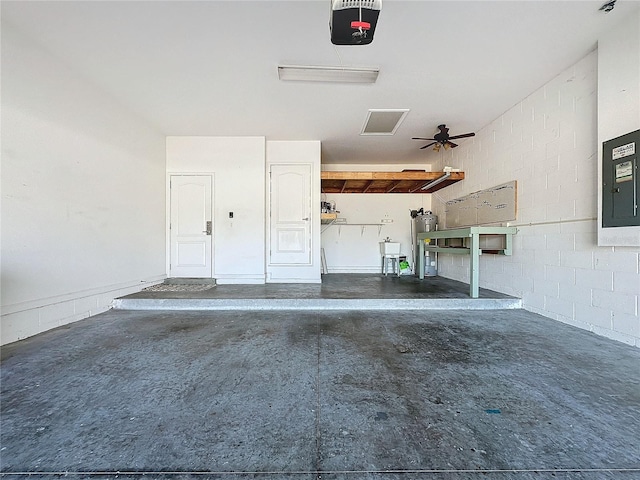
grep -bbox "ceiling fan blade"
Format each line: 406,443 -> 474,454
447,141 -> 458,148
420,142 -> 437,150
412,137 -> 436,141
448,132 -> 475,140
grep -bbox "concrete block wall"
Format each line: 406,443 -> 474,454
431,51 -> 640,347
1,279 -> 164,344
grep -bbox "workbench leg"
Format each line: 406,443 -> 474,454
418,241 -> 425,280
504,232 -> 513,256
469,233 -> 480,298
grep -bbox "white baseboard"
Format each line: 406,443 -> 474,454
325,266 -> 381,274
266,278 -> 322,284
215,274 -> 266,285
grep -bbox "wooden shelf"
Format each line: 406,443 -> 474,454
321,213 -> 338,223
321,171 -> 464,194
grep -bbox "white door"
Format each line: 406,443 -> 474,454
270,164 -> 312,265
170,175 -> 213,278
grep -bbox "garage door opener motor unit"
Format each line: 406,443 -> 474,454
330,0 -> 382,45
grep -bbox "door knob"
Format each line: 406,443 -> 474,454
302,217 -> 310,221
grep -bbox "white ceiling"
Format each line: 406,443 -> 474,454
3,0 -> 638,165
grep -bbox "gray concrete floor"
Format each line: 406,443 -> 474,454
2,305 -> 639,479
114,275 -> 521,312
123,274 -> 515,300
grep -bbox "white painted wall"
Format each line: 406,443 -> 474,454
166,137 -> 266,284
1,23 -> 167,345
321,164 -> 431,273
321,194 -> 431,273
597,11 -> 640,246
266,141 -> 321,282
431,46 -> 639,347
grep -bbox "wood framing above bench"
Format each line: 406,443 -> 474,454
320,171 -> 464,194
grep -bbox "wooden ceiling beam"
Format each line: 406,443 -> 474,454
320,171 -> 464,194
321,171 -> 463,181
362,180 -> 374,193
386,181 -> 402,193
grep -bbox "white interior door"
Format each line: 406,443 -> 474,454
170,175 -> 212,278
270,164 -> 312,265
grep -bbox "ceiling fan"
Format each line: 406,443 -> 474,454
412,124 -> 475,151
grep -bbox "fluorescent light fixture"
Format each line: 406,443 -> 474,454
420,172 -> 451,191
361,109 -> 410,135
278,65 -> 379,84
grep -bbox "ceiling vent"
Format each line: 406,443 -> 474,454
360,109 -> 409,135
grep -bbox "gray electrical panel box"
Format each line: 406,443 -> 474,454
602,129 -> 639,228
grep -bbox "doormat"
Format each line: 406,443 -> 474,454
142,284 -> 216,292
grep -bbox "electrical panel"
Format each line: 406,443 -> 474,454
602,129 -> 639,228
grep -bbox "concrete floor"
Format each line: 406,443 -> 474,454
114,275 -> 522,311
122,274 -> 516,300
1,300 -> 639,479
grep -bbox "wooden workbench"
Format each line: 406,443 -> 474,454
417,226 -> 518,298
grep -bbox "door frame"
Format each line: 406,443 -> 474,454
166,172 -> 215,278
268,163 -> 313,266
265,160 -> 321,283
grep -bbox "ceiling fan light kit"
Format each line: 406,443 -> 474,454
412,124 -> 475,151
277,64 -> 379,83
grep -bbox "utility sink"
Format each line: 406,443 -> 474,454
380,242 -> 400,255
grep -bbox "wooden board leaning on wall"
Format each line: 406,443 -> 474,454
444,181 -> 517,228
